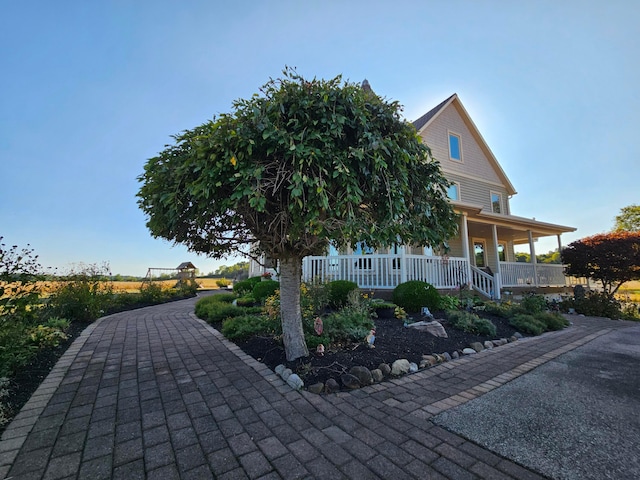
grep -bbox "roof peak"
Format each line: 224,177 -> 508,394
412,94 -> 457,131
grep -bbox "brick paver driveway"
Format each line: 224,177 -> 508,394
1,294 -> 631,479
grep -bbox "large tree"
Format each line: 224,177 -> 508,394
137,70 -> 458,361
614,204 -> 640,232
562,231 -> 640,296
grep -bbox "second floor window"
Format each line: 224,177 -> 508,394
449,133 -> 462,161
447,183 -> 460,201
491,192 -> 503,214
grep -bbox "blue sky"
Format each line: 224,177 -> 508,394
1,1 -> 638,277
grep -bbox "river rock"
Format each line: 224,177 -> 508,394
421,355 -> 438,367
325,378 -> 340,393
379,363 -> 391,377
514,332 -> 523,339
308,383 -> 324,394
349,366 -> 373,386
341,373 -> 361,389
406,320 -> 448,338
483,341 -> 494,349
280,368 -> 293,381
287,374 -> 304,390
509,335 -> 518,343
391,359 -> 411,376
275,364 -> 285,376
462,348 -> 476,355
451,351 -> 459,359
442,352 -> 452,361
371,369 -> 384,382
409,362 -> 418,373
470,342 -> 484,353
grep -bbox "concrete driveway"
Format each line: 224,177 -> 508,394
434,318 -> 640,480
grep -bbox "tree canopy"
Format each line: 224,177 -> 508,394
561,231 -> 640,296
614,204 -> 640,232
137,69 -> 458,360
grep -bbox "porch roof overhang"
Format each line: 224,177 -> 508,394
452,202 -> 576,245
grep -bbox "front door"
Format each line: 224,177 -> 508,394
474,240 -> 486,268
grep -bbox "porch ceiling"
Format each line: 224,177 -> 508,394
458,206 -> 576,244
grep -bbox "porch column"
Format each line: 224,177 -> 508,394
528,230 -> 538,287
400,245 -> 407,283
460,213 -> 472,287
556,234 -> 563,253
491,224 -> 502,300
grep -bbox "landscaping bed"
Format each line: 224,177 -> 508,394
211,311 -> 523,389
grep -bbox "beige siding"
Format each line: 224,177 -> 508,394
421,103 -> 504,186
446,173 -> 510,214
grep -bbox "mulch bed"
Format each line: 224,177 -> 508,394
218,312 -> 522,388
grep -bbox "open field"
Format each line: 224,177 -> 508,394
618,280 -> 640,302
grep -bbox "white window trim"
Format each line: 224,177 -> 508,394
490,191 -> 503,214
448,130 -> 463,162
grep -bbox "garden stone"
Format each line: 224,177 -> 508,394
275,364 -> 286,376
287,374 -> 304,390
484,341 -> 494,349
493,338 -> 507,346
421,355 -> 437,367
514,332 -> 523,339
442,352 -> 452,361
407,320 -> 448,338
280,368 -> 293,381
349,366 -> 373,386
391,359 -> 411,376
470,342 -> 484,352
409,362 -> 418,373
308,383 -> 324,394
379,363 -> 391,376
451,351 -> 459,359
509,335 -> 518,342
462,348 -> 476,355
371,369 -> 384,382
341,374 -> 361,389
325,378 -> 340,393
433,353 -> 447,363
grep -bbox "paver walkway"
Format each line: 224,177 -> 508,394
1,295 -> 633,479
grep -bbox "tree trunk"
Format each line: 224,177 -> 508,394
279,256 -> 309,361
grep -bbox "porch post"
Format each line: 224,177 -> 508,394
491,224 -> 501,300
400,245 -> 407,283
528,230 -> 538,287
460,213 -> 472,287
556,234 -> 562,253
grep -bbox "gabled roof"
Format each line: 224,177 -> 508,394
177,262 -> 196,270
412,94 -> 517,196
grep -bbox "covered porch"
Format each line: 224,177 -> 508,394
300,207 -> 584,299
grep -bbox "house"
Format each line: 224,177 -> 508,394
251,94 -> 582,299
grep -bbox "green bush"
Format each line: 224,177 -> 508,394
47,264 -> 114,322
139,282 -> 169,303
195,297 -> 262,323
320,308 -> 374,343
534,312 -> 569,331
215,278 -> 232,288
327,280 -> 358,308
482,301 -> 512,318
446,310 -> 497,336
509,313 -> 546,335
517,293 -> 547,315
252,280 -> 280,304
233,276 -> 262,295
563,291 -> 622,319
236,296 -> 257,307
438,295 -> 460,311
221,315 -> 278,340
392,280 -> 440,313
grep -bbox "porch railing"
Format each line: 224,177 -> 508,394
499,262 -> 585,287
301,254 -> 467,289
471,266 -> 496,299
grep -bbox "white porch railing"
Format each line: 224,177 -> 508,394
301,254 -> 468,289
471,266 -> 496,299
500,262 -> 585,287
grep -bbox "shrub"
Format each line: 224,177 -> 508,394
534,312 -> 569,331
252,280 -> 280,304
321,308 -> 374,343
327,280 -> 358,308
509,314 -> 546,335
233,276 -> 262,295
215,278 -> 232,288
236,296 -> 256,307
302,282 -> 330,315
392,280 -> 440,313
569,291 -> 622,319
446,310 -> 497,336
194,294 -> 236,317
482,301 -> 512,318
47,263 -> 114,322
518,293 -> 547,315
221,315 -> 278,340
139,282 -> 170,303
438,295 -> 460,311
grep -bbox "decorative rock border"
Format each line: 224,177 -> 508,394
273,332 -> 524,394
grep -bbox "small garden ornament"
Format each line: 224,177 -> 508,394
365,329 -> 376,348
314,317 -> 323,335
316,344 -> 325,356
